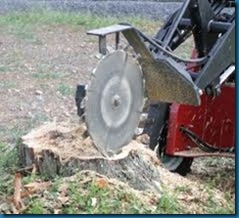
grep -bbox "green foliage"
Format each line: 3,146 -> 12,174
24,199 -> 45,214
0,66 -> 12,73
0,142 -> 18,174
32,64 -> 66,80
204,187 -> 235,214
0,142 -> 19,196
175,185 -> 192,194
32,71 -> 63,80
156,192 -> 182,214
7,23 -> 42,44
0,9 -> 160,34
57,83 -> 74,96
63,181 -> 151,214
0,81 -> 16,90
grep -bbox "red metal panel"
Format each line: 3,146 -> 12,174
166,85 -> 235,156
204,86 -> 235,147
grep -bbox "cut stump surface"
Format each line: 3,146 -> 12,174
19,122 -> 162,192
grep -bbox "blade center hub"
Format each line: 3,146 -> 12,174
112,95 -> 121,108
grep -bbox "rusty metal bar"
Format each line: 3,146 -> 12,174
174,150 -> 235,158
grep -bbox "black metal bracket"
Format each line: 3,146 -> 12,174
87,24 -> 132,55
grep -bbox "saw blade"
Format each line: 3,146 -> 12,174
85,50 -> 144,156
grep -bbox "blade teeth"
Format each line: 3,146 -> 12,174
140,113 -> 148,122
135,127 -> 144,136
91,68 -> 97,77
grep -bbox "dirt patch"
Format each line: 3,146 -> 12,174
0,24 -> 99,143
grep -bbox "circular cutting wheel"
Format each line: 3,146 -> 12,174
85,50 -> 144,155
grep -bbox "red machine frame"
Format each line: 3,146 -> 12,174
166,50 -> 235,158
166,86 -> 235,157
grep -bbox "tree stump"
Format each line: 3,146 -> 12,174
19,122 -> 162,192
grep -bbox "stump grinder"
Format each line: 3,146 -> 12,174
75,0 -> 235,175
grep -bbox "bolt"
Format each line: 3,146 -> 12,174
112,95 -> 121,108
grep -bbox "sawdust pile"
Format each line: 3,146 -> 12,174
1,169 -> 232,214
21,121 -> 104,159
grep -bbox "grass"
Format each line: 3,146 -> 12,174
32,64 -> 68,80
22,174 -> 235,215
0,81 -> 16,89
30,112 -> 49,124
173,184 -> 235,214
1,167 -> 234,215
21,174 -> 183,214
7,23 -> 42,44
24,199 -> 45,214
0,8 -> 161,35
0,124 -> 37,198
0,142 -> 19,196
32,72 -> 60,80
57,83 -> 75,96
204,187 -> 235,214
175,185 -> 192,194
0,124 -> 29,146
156,191 -> 182,214
0,142 -> 18,173
0,66 -> 12,73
